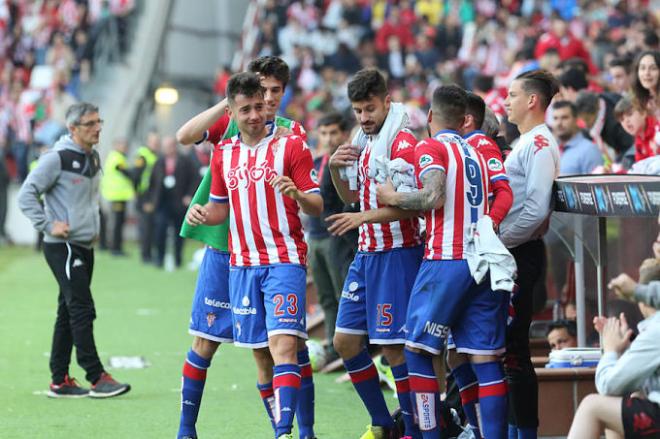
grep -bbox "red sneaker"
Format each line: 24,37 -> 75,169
48,375 -> 89,398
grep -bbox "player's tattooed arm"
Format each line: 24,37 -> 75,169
376,169 -> 446,211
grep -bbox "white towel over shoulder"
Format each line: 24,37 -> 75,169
339,102 -> 409,189
466,216 -> 517,292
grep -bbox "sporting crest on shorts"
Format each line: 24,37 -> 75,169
206,312 -> 216,328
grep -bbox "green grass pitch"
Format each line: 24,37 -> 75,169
0,244 -> 396,438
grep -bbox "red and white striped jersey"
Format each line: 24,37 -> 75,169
464,130 -> 509,190
357,129 -> 422,252
415,130 -> 489,260
209,132 -> 319,267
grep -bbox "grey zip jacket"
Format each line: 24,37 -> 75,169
18,134 -> 101,247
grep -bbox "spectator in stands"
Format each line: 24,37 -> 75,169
546,320 -> 578,351
149,136 -> 197,270
614,96 -> 659,163
2,81 -> 32,182
100,137 -> 134,256
568,258 -> 660,439
374,5 -> 415,54
551,100 -> 603,175
212,64 -> 231,101
46,32 -> 75,76
631,50 -> 660,119
473,73 -> 507,121
575,90 -> 634,165
608,56 -> 633,96
558,68 -> 589,103
535,14 -> 597,74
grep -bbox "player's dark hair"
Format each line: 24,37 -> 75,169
465,92 -> 486,130
226,72 -> 264,103
546,319 -> 577,338
472,74 -> 494,93
631,50 -> 660,111
431,84 -> 468,129
515,69 -> 560,110
347,68 -> 388,102
248,56 -> 290,88
552,100 -> 577,118
317,112 -> 350,132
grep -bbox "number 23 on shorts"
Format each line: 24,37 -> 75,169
273,293 -> 299,316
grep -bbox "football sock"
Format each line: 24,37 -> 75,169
273,363 -> 301,437
405,349 -> 441,439
178,350 -> 210,438
451,362 -> 482,438
257,381 -> 276,432
473,361 -> 508,439
297,348 -> 315,439
391,362 -> 421,439
344,349 -> 394,428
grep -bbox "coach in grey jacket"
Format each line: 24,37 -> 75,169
18,102 -> 130,399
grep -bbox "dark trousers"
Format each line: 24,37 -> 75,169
110,201 -> 127,253
43,243 -> 104,384
505,239 -> 546,429
137,206 -> 155,262
308,236 -> 345,351
155,204 -> 185,268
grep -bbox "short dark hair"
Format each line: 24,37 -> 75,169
247,56 -> 290,88
515,69 -> 560,110
558,68 -> 588,92
347,68 -> 388,102
575,91 -> 600,116
431,84 -> 468,129
317,112 -> 350,132
465,92 -> 486,129
226,72 -> 264,103
552,100 -> 577,118
472,74 -> 494,93
609,56 -> 633,73
546,320 -> 577,338
644,29 -> 660,48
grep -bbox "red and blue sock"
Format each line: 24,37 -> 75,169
178,350 -> 211,439
273,363 -> 301,437
296,348 -> 315,439
257,381 -> 276,432
344,349 -> 394,428
391,362 -> 421,439
405,349 -> 441,439
473,361 -> 508,439
451,362 -> 482,438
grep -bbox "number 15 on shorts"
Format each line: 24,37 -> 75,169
376,303 -> 393,327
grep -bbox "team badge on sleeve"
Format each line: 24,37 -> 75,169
310,168 -> 319,184
419,154 -> 433,168
487,158 -> 503,172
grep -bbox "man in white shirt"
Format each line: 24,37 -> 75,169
500,69 -> 561,439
